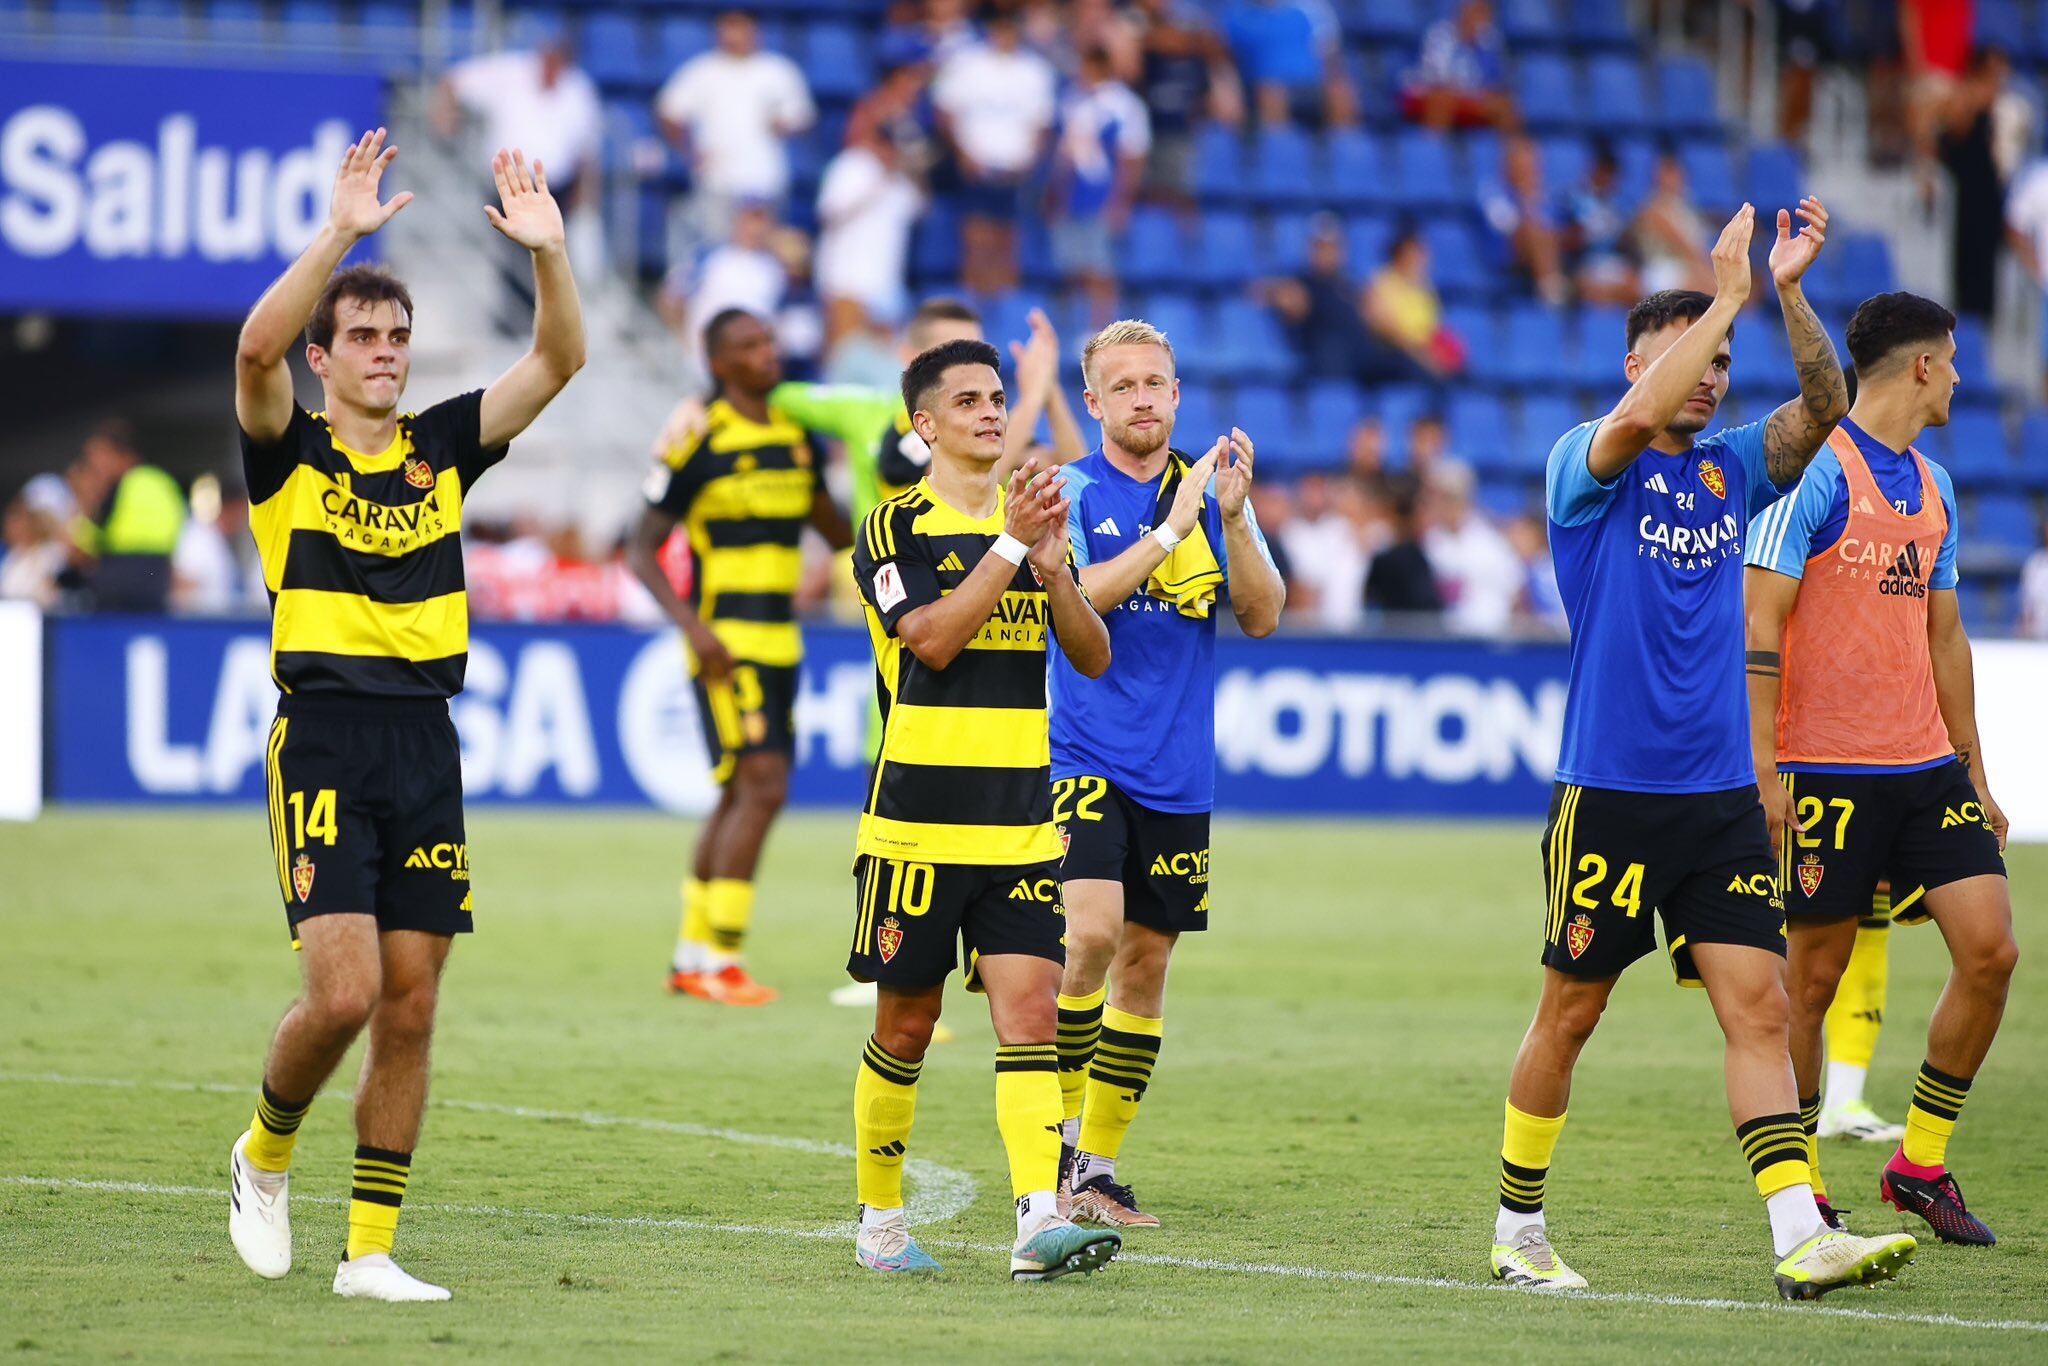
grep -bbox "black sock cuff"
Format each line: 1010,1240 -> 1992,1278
863,1036 -> 923,1085
353,1144 -> 413,1168
994,1043 -> 1058,1073
1798,1094 -> 1821,1131
1918,1061 -> 1972,1093
256,1081 -> 311,1135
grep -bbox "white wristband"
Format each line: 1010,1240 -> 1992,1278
991,533 -> 1029,565
1150,525 -> 1183,554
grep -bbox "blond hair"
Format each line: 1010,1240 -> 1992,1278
1080,319 -> 1176,389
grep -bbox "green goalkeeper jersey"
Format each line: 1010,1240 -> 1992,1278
768,382 -> 929,524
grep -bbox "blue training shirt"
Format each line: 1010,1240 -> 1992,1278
1744,417 -> 1960,776
1048,449 -> 1277,813
1547,418 -> 1786,793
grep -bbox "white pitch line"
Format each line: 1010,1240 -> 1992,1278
5,1174 -> 2048,1336
0,1071 -> 975,1228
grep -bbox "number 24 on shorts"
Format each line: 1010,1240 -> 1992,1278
1570,854 -> 1646,916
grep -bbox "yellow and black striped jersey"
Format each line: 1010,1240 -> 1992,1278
239,392 -> 504,698
850,479 -> 1078,866
647,397 -> 822,670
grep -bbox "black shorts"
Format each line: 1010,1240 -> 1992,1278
1778,762 -> 2006,926
693,662 -> 797,785
1540,782 -> 1784,986
264,696 -> 473,948
847,855 -> 1066,992
1055,775 -> 1211,935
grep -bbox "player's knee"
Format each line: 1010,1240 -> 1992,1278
874,993 -> 942,1061
734,763 -> 789,815
1065,917 -> 1119,972
1545,990 -> 1608,1047
1789,961 -> 1841,1018
309,978 -> 378,1036
1962,932 -> 2019,992
1732,978 -> 1792,1045
376,976 -> 441,1040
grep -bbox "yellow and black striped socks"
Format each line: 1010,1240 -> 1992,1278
345,1145 -> 411,1261
1076,1007 -> 1163,1178
1055,986 -> 1105,1143
246,1082 -> 310,1173
1902,1061 -> 1972,1170
1799,1093 -> 1827,1201
675,876 -> 712,970
994,1043 -> 1062,1205
1737,1112 -> 1811,1199
706,878 -> 756,960
855,1037 -> 922,1210
1498,1101 -> 1566,1226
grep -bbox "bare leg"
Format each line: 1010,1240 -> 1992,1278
1506,968 -> 1618,1119
263,915 -> 382,1102
1692,942 -> 1798,1126
1105,922 -> 1175,1018
1058,879 -> 1122,1000
706,750 -> 789,882
1785,916 -> 1860,1101
1919,875 -> 2019,1080
353,931 -> 453,1152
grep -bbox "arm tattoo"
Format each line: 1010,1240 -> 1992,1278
1763,290 -> 1848,484
1955,742 -> 1975,769
1745,649 -> 1781,679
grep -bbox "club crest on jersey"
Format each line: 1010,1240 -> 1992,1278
1697,459 -> 1726,500
402,457 -> 434,490
1566,913 -> 1595,959
877,915 -> 903,963
291,852 -> 316,903
1797,855 -> 1824,898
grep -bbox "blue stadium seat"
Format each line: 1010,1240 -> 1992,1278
1175,387 -> 1222,448
1119,207 -> 1184,289
129,0 -> 188,37
1534,135 -> 1589,199
1969,493 -> 2037,559
1346,215 -> 1393,273
1939,411 -> 2014,489
1503,304 -> 1571,386
50,0 -> 115,35
803,22 -> 874,101
1586,55 -> 1645,125
1215,298 -> 1292,381
1574,307 -> 1628,389
505,8 -> 567,55
909,204 -> 961,279
1264,214 -> 1314,276
1344,0 -> 1427,44
1447,304 -> 1505,384
1976,0 -> 2029,52
1498,0 -> 1562,47
1952,316 -> 1996,392
1191,125 -> 1245,202
202,0 -> 264,40
1565,0 -> 1633,49
1808,232 -> 1894,312
1731,311 -> 1793,387
1325,130 -> 1385,210
657,15 -> 713,74
1679,140 -> 1739,210
1449,393 -> 1515,474
1375,384 -> 1434,459
580,12 -> 647,88
1425,221 -> 1491,298
1654,55 -> 1720,134
1300,380 -> 1364,465
1515,53 -> 1579,132
1746,142 -> 1806,213
1463,130 -> 1503,190
1390,129 -> 1464,211
1253,126 -> 1318,205
2017,413 -> 2048,491
360,1 -> 416,40
1133,293 -> 1206,370
1515,397 -> 1578,473
1232,386 -> 1297,467
1196,212 -> 1259,288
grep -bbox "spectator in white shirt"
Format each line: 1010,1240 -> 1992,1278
1052,48 -> 1151,321
436,27 -> 604,328
657,11 -> 815,254
933,6 -> 1057,293
661,203 -> 796,377
172,481 -> 266,617
2018,517 -> 2048,639
816,89 -> 926,347
2005,158 -> 2048,401
1422,460 -> 1522,636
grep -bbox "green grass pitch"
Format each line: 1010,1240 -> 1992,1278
4,810 -> 2046,1362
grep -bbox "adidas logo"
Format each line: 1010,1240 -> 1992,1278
1856,496 -> 1877,513
937,551 -> 965,572
1879,542 -> 1928,599
869,1140 -> 906,1158
1093,517 -> 1121,536
459,891 -> 473,912
1642,473 -> 1670,494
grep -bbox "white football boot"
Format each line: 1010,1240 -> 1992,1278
332,1253 -> 452,1301
228,1131 -> 292,1279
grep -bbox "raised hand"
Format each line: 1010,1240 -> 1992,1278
1216,426 -> 1256,521
484,149 -> 566,254
1027,491 -> 1074,575
1709,203 -> 1756,310
1010,308 -> 1060,403
1003,459 -> 1066,547
1768,196 -> 1829,289
329,128 -> 412,241
1166,440 -> 1223,538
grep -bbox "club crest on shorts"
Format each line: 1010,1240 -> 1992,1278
1797,855 -> 1824,898
1058,824 -> 1070,857
291,852 -> 316,902
403,456 -> 435,489
878,915 -> 903,964
1566,913 -> 1595,959
1697,459 -> 1726,500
